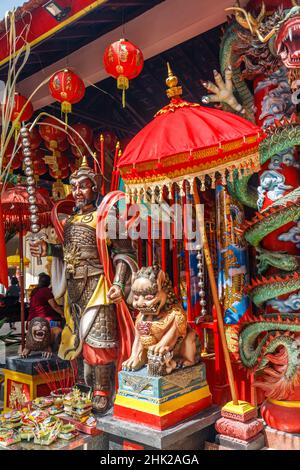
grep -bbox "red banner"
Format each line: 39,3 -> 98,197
0,0 -> 106,67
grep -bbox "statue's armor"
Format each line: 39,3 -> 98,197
63,211 -> 118,349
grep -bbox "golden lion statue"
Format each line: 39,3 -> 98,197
122,266 -> 199,376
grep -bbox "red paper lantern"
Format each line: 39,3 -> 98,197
1,138 -> 19,168
49,166 -> 69,180
9,93 -> 33,125
10,152 -> 21,170
93,131 -> 117,152
103,39 -> 144,107
70,145 -> 84,159
45,139 -> 69,152
2,138 -> 14,163
55,154 -> 69,170
31,149 -> 45,162
39,117 -> 66,149
28,127 -> 41,149
49,69 -> 85,121
69,156 -> 80,173
67,123 -> 93,147
33,160 -> 47,176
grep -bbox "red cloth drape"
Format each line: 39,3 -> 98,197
96,191 -> 135,374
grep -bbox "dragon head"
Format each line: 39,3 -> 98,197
228,1 -> 300,81
275,5 -> 300,68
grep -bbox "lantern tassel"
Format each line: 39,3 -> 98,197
122,88 -> 126,108
61,101 -> 72,129
117,76 -> 129,109
13,120 -> 21,141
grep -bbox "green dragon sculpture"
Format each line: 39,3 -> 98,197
238,316 -> 300,400
203,1 -> 300,401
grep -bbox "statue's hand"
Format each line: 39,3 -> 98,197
29,240 -> 47,258
107,284 -> 123,304
201,67 -> 244,114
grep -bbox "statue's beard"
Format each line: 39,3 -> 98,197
74,188 -> 98,211
75,197 -> 96,211
75,199 -> 88,209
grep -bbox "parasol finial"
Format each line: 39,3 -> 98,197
166,62 -> 182,99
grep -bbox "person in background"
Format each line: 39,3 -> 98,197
28,273 -> 64,325
6,276 -> 20,330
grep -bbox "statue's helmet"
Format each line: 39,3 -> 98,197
69,156 -> 101,193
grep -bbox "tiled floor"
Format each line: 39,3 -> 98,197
1,321 -> 22,337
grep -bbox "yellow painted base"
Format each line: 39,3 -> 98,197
222,400 -> 256,416
115,385 -> 211,417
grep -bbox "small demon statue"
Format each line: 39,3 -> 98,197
30,158 -> 137,413
122,266 -> 199,376
20,317 -> 61,358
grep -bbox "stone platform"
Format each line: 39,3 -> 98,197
98,405 -> 220,450
5,353 -> 69,375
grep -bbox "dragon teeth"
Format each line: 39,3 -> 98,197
289,28 -> 293,42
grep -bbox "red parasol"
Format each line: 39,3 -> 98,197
1,184 -> 52,348
118,64 -> 263,202
2,186 -> 52,230
117,64 -> 265,407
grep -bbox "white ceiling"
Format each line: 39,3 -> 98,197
17,0 -> 248,110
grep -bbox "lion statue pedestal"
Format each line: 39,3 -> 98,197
113,266 -> 213,430
114,363 -> 212,430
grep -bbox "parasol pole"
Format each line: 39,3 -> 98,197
193,179 -> 238,405
182,190 -> 193,321
171,187 -> 179,297
19,211 -> 25,350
